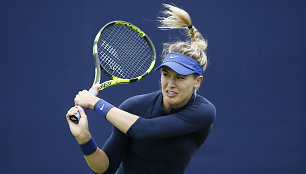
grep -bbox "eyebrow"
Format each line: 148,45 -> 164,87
161,69 -> 187,77
161,67 -> 169,72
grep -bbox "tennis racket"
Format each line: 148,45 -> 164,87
70,21 -> 156,124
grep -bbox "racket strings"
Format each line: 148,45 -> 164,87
97,25 -> 153,79
108,27 -> 150,77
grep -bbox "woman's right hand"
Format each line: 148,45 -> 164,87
66,106 -> 91,144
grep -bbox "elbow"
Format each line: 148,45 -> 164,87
92,166 -> 108,174
126,126 -> 156,140
126,118 -> 159,140
127,132 -> 152,139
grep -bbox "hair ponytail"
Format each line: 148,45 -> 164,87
158,4 -> 208,72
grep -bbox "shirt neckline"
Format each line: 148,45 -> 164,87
154,90 -> 196,115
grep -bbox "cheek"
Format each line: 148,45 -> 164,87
183,85 -> 193,94
160,78 -> 166,88
180,81 -> 195,93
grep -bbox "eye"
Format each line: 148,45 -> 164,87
177,76 -> 185,80
162,72 -> 168,77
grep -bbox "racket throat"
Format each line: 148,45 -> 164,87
98,79 -> 130,90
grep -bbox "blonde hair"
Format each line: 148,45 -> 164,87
158,4 -> 208,72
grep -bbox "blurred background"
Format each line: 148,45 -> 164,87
0,0 -> 305,173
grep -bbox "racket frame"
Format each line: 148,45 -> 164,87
92,21 -> 156,91
70,21 -> 156,124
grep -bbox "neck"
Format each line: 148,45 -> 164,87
162,92 -> 193,113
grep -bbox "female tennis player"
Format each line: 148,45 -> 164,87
66,4 -> 216,174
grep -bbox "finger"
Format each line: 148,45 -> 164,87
78,90 -> 86,95
68,109 -> 77,116
74,96 -> 79,105
72,106 -> 78,111
69,105 -> 78,111
66,111 -> 76,119
66,106 -> 77,116
66,111 -> 74,123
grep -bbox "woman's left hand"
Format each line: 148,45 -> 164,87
66,106 -> 91,144
74,90 -> 100,109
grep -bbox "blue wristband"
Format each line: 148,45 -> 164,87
80,138 -> 97,156
94,99 -> 114,118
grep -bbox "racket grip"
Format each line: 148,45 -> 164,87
69,87 -> 99,124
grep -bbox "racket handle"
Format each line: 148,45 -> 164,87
69,87 -> 99,124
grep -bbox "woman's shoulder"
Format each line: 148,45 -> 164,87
195,95 -> 216,111
188,94 -> 216,122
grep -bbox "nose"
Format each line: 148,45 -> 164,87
167,78 -> 176,88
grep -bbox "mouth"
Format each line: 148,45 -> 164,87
165,90 -> 178,97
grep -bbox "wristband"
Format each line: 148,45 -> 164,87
94,99 -> 114,118
80,138 -> 97,156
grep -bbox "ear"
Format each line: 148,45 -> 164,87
194,76 -> 203,88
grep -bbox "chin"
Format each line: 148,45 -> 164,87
164,97 -> 179,106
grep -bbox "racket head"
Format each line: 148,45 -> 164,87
70,21 -> 156,124
92,21 -> 156,90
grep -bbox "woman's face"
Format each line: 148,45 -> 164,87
161,67 -> 203,112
